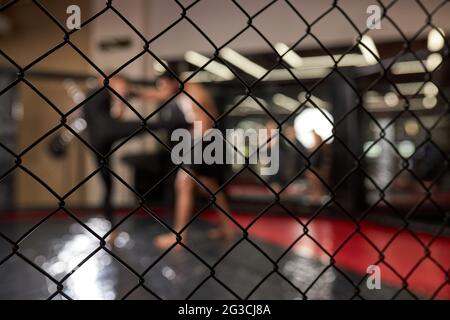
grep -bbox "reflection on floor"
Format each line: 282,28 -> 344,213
203,213 -> 450,299
0,210 -> 448,300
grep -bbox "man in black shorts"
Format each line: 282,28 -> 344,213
141,72 -> 234,250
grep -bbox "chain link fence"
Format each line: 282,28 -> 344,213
0,0 -> 449,300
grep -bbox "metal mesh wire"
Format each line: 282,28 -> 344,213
0,0 -> 449,300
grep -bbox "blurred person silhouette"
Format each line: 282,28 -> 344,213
306,129 -> 331,204
264,120 -> 305,194
141,71 -> 234,250
264,120 -> 331,204
83,75 -> 142,239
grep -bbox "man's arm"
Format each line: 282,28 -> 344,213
184,83 -> 217,132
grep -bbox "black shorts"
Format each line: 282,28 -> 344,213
189,162 -> 228,184
183,135 -> 229,183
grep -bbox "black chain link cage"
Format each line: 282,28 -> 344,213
0,0 -> 449,300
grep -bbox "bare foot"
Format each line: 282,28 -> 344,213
154,233 -> 184,251
106,230 -> 119,245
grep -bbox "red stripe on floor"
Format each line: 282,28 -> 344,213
204,213 -> 450,299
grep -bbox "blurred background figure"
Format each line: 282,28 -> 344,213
264,120 -> 331,205
140,71 -> 234,249
83,75 -> 141,238
305,129 -> 332,204
264,120 -> 305,194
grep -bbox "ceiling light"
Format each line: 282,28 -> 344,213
423,82 -> 439,97
423,96 -> 437,109
274,43 -> 303,68
384,92 -> 399,107
272,93 -> 299,112
428,28 -> 445,52
426,53 -> 443,71
358,35 -> 380,65
184,51 -> 234,80
220,48 -> 267,78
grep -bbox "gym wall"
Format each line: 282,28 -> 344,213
0,0 -> 92,208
